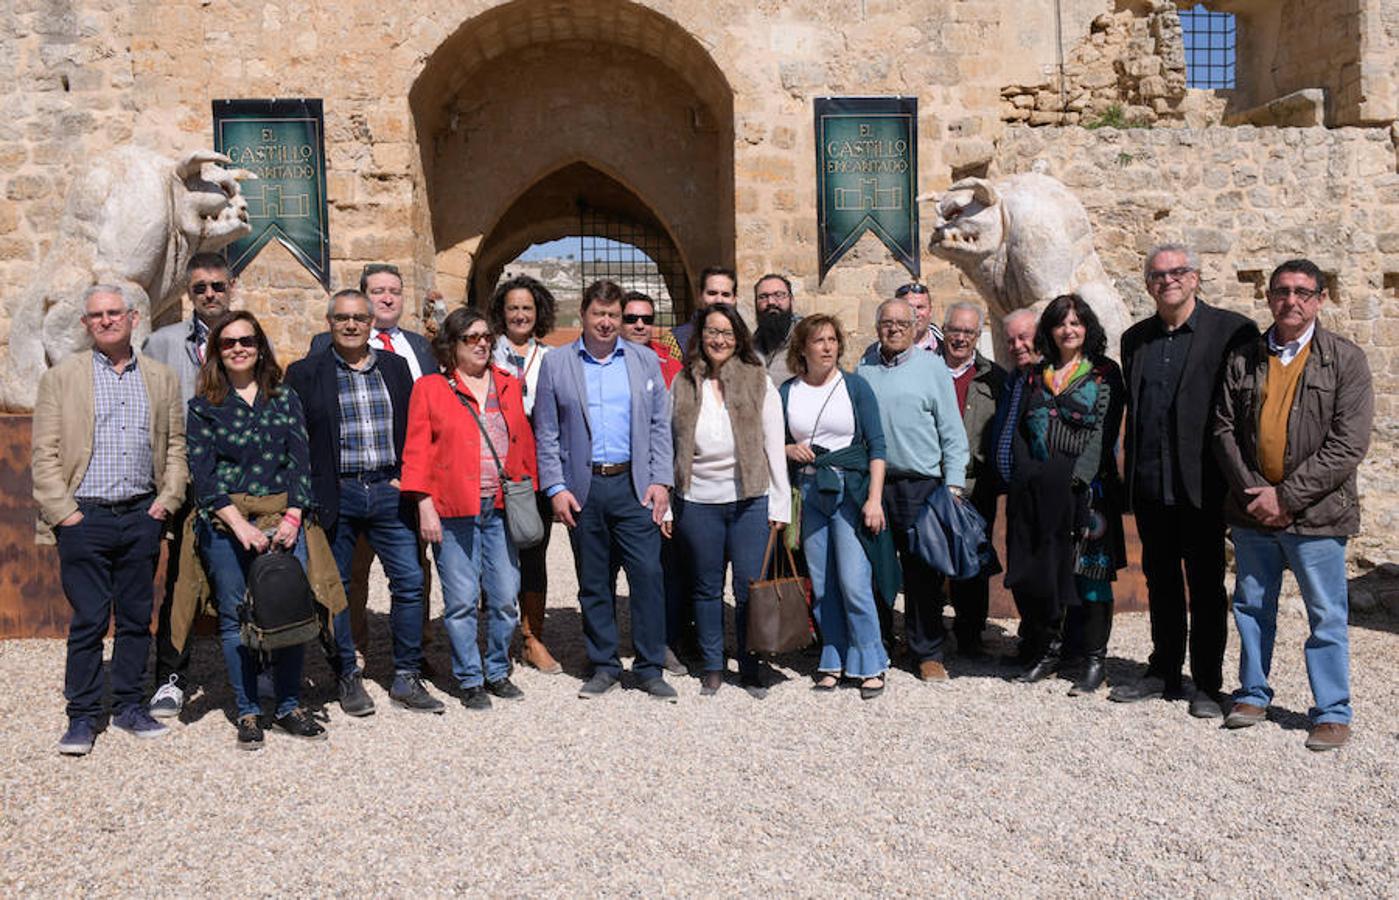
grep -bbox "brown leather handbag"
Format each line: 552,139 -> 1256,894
746,525 -> 813,655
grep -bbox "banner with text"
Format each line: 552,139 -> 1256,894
213,98 -> 330,288
814,96 -> 919,282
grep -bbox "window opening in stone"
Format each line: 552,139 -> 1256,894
1181,4 -> 1236,90
578,206 -> 687,327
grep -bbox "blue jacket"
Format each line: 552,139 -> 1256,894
533,339 -> 674,508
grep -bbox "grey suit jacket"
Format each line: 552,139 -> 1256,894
533,339 -> 673,508
142,318 -> 203,404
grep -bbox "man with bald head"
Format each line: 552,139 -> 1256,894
33,285 -> 188,755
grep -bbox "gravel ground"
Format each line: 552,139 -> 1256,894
1,528 -> 1396,897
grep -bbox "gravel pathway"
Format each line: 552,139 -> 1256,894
1,529 -> 1395,896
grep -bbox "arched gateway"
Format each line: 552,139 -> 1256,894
409,0 -> 735,318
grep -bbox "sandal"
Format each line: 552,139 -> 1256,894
859,676 -> 886,700
811,673 -> 839,692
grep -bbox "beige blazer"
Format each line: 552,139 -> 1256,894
31,350 -> 188,544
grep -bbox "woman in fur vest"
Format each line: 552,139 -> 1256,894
666,303 -> 791,698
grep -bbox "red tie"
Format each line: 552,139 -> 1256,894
377,332 -> 395,352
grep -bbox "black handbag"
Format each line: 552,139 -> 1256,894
240,546 -> 320,653
746,525 -> 813,656
449,377 -> 546,549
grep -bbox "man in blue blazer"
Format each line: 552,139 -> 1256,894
533,279 -> 676,700
286,289 -> 444,716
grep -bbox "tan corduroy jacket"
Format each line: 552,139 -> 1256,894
30,349 -> 188,544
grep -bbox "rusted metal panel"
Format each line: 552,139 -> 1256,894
0,415 -> 68,638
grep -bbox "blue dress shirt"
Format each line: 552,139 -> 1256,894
580,339 -> 632,464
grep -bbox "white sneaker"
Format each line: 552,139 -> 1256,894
147,675 -> 184,719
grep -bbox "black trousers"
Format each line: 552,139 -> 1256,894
947,490 -> 996,650
879,477 -> 946,663
56,500 -> 163,719
1134,499 -> 1229,694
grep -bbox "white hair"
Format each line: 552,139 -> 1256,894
82,283 -> 136,312
944,301 -> 985,331
1144,243 -> 1201,280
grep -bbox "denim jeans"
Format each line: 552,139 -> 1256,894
800,473 -> 889,679
434,507 -> 520,688
674,494 -> 770,677
55,501 -> 163,719
328,478 -> 425,676
1230,526 -> 1351,724
198,520 -> 307,719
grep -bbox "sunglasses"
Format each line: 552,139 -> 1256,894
458,332 -> 492,346
219,334 -> 258,351
894,283 -> 929,298
622,313 -> 655,325
191,281 -> 229,295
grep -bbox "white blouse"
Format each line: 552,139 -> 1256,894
785,373 -> 855,452
492,336 -> 549,418
682,377 -> 792,523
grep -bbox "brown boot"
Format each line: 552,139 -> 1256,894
519,591 -> 562,674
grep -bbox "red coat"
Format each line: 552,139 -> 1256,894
400,367 -> 538,518
649,341 -> 682,388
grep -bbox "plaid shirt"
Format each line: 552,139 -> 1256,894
75,350 -> 155,502
334,349 -> 395,474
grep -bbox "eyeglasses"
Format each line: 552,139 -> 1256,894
83,309 -> 131,322
702,326 -> 736,341
622,313 -> 655,325
458,332 -> 492,346
894,283 -> 929,298
943,326 -> 980,338
1266,286 -> 1321,301
756,290 -> 790,303
877,319 -> 914,331
218,334 -> 258,351
1146,266 -> 1195,284
331,313 -> 373,325
191,281 -> 229,295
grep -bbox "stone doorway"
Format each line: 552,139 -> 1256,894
409,0 -> 734,316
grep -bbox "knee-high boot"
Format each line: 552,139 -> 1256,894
1069,600 -> 1113,696
518,591 -> 562,674
1017,610 -> 1064,683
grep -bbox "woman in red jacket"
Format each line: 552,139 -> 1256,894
400,308 -> 538,711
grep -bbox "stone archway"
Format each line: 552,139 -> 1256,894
408,0 -> 734,312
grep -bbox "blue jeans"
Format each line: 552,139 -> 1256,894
568,472 -> 666,681
198,520 -> 307,719
434,507 -> 520,688
55,501 -> 163,719
1230,526 -> 1351,725
674,495 -> 770,677
328,478 -> 425,676
800,474 -> 889,679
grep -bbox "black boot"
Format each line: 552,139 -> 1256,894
1069,600 -> 1113,696
1017,613 -> 1064,683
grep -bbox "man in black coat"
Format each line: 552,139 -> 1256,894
287,288 -> 444,716
1109,244 -> 1258,717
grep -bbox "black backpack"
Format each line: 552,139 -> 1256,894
240,548 -> 320,653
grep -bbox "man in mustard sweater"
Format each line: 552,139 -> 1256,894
1212,259 -> 1373,751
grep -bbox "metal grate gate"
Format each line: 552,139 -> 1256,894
1181,4 -> 1236,90
577,206 -> 690,327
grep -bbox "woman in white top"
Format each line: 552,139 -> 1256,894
780,314 -> 891,700
488,275 -> 562,675
667,304 -> 791,698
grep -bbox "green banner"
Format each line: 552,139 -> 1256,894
213,99 -> 330,288
814,97 -> 919,282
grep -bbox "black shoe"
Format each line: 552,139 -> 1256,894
273,708 -> 327,742
236,714 -> 264,751
1188,689 -> 1226,719
811,673 -> 839,692
859,676 -> 886,700
699,670 -> 723,697
485,677 -> 525,701
1068,655 -> 1107,696
663,648 -> 689,677
577,672 -> 619,699
460,686 -> 492,711
338,672 -> 376,717
389,673 -> 446,714
1017,648 -> 1062,683
1108,675 -> 1166,703
638,677 -> 678,703
739,673 -> 769,700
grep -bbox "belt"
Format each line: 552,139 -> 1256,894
76,491 -> 155,513
590,462 -> 631,476
342,468 -> 396,484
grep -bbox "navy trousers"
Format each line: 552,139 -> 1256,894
55,500 -> 163,720
568,472 -> 666,681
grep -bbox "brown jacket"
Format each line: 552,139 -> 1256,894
958,352 -> 1007,503
670,358 -> 771,498
1213,325 -> 1373,536
31,349 -> 188,544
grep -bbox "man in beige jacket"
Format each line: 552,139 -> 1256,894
32,284 -> 188,756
